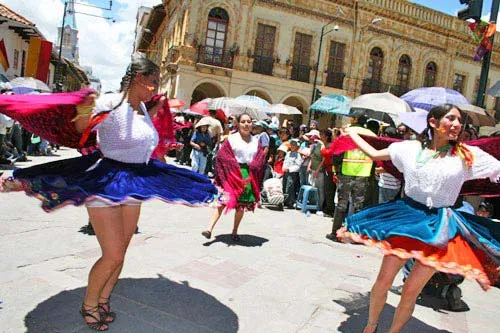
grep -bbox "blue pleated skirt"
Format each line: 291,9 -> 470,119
339,197 -> 500,287
6,153 -> 219,212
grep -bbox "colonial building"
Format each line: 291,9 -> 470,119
0,3 -> 45,81
137,0 -> 500,124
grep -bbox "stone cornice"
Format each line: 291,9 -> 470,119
368,26 -> 446,53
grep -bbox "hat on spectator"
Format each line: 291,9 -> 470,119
289,138 -> 300,145
277,144 -> 288,153
254,120 -> 269,129
305,129 -> 320,138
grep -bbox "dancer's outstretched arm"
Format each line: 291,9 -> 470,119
344,127 -> 391,161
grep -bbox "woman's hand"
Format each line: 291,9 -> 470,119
148,96 -> 166,117
74,93 -> 97,134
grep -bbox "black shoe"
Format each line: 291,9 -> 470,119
231,234 -> 241,242
325,233 -> 341,242
201,230 -> 211,239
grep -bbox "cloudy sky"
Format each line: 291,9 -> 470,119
3,0 -> 160,92
3,1 -> 497,92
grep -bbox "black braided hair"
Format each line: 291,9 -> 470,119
419,104 -> 464,148
113,53 -> 160,111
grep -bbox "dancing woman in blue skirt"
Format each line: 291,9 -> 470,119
1,54 -> 217,331
338,104 -> 500,333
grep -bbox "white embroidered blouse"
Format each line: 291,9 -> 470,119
93,93 -> 159,164
388,140 -> 500,208
227,132 -> 258,164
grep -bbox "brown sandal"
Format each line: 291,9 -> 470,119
98,297 -> 116,323
80,303 -> 108,331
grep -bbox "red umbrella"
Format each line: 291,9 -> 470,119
190,101 -> 227,123
167,98 -> 185,109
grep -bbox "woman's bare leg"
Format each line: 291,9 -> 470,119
388,261 -> 436,333
207,205 -> 225,233
99,205 -> 141,300
363,255 -> 406,333
83,206 -> 124,326
232,210 -> 244,235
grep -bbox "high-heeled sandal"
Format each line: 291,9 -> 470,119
80,303 -> 109,331
98,297 -> 116,323
363,322 -> 378,333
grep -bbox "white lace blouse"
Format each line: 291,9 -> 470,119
93,93 -> 159,163
388,140 -> 500,208
227,132 -> 258,164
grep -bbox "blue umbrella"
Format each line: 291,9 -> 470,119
310,94 -> 352,116
400,87 -> 470,111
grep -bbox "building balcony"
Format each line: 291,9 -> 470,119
391,84 -> 409,97
325,71 -> 345,90
197,45 -> 234,69
252,55 -> 274,76
361,78 -> 390,94
290,63 -> 310,83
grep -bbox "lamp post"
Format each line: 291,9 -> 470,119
308,8 -> 344,125
348,17 -> 383,96
56,1 -> 113,92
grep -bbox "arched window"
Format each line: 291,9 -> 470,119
397,55 -> 411,89
424,62 -> 437,87
203,8 -> 229,66
368,47 -> 384,82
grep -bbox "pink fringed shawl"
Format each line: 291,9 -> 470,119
214,139 -> 267,212
322,135 -> 500,197
0,89 -> 97,148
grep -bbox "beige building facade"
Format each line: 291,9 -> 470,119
138,0 -> 500,124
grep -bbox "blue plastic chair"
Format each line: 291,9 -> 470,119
296,185 -> 320,213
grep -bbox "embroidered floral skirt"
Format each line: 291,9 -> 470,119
236,164 -> 257,211
337,196 -> 500,289
1,153 -> 218,212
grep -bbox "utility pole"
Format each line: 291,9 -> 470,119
56,1 -> 68,92
476,0 -> 500,107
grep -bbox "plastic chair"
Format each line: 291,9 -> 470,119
296,185 -> 320,213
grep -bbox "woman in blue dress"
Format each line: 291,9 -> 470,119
338,104 -> 500,333
1,54 -> 217,331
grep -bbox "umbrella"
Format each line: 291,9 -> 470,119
310,94 -> 352,116
349,92 -> 412,125
201,97 -> 268,120
189,101 -> 228,123
167,98 -> 186,109
487,80 -> 500,97
234,95 -> 271,109
400,87 -> 470,111
399,108 -> 428,134
464,109 -> 496,127
171,108 -> 203,118
263,103 -> 302,115
10,77 -> 51,92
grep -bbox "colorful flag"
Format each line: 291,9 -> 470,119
36,41 -> 52,82
0,39 -> 9,71
25,37 -> 53,82
26,37 -> 42,78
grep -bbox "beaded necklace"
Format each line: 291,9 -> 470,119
416,144 -> 451,167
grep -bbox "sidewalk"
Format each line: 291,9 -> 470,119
0,148 -> 499,332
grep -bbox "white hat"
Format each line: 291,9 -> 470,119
305,129 -> 320,138
277,144 -> 288,153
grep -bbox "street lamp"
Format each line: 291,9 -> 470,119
56,1 -> 114,91
308,8 -> 344,125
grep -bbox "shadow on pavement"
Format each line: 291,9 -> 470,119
25,274 -> 239,333
203,234 -> 269,247
334,292 -> 452,333
390,285 -> 470,313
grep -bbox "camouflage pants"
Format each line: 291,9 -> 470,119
331,174 -> 369,234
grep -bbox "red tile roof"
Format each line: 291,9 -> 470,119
0,4 -> 35,26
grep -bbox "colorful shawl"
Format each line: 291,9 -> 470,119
214,139 -> 267,212
322,135 -> 500,197
0,89 -> 97,148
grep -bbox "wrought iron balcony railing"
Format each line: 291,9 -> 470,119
197,45 -> 234,69
290,63 -> 310,83
252,55 -> 274,76
325,71 -> 345,90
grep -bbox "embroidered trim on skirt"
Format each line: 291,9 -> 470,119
1,155 -> 219,212
337,196 -> 500,289
235,164 -> 257,212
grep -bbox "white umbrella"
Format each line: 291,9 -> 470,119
458,104 -> 487,115
202,97 -> 268,120
10,77 -> 51,92
350,92 -> 412,125
234,95 -> 271,109
263,103 -> 302,115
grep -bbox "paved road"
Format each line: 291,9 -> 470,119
0,148 -> 499,332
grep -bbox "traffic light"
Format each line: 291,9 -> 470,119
314,88 -> 322,101
457,0 -> 483,22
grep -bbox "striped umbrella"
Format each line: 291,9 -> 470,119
400,87 -> 470,111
